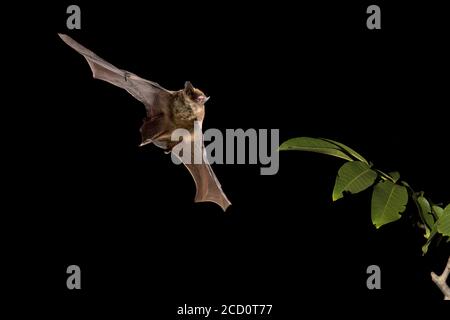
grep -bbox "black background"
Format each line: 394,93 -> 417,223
5,0 -> 450,315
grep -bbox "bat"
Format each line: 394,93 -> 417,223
58,34 -> 231,211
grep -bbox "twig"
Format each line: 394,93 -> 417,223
431,256 -> 450,300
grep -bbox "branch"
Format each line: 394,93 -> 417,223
431,256 -> 450,300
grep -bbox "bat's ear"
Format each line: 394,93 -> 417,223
184,81 -> 194,95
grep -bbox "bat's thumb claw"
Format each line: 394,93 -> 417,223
139,140 -> 153,147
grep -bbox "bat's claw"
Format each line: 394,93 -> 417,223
139,139 -> 152,147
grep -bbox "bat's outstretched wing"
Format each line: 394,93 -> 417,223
173,140 -> 231,211
58,33 -> 173,119
60,33 -> 231,210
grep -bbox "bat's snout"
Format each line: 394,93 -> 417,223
197,95 -> 210,104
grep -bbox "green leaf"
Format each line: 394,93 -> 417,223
422,224 -> 438,255
432,205 -> 444,219
437,204 -> 450,237
417,196 -> 435,236
371,181 -> 409,229
388,171 -> 400,183
332,161 -> 378,201
279,137 -> 353,161
320,138 -> 369,164
426,204 -> 450,252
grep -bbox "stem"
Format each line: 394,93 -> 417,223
375,169 -> 395,182
431,256 -> 450,300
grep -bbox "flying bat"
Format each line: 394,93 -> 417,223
58,34 -> 231,211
